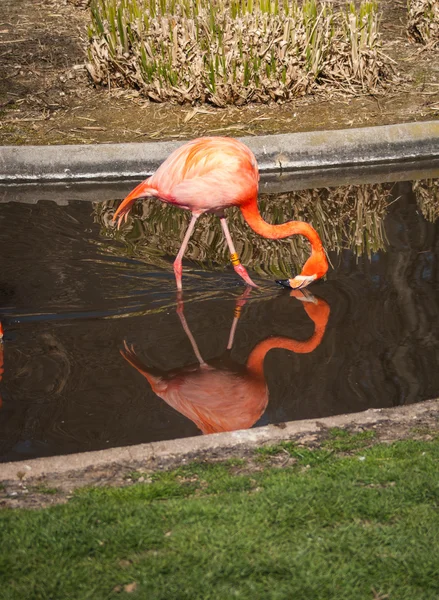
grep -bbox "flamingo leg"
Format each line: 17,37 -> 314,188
174,214 -> 199,291
227,287 -> 252,350
219,217 -> 258,288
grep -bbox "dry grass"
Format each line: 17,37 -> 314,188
94,184 -> 391,276
69,0 -> 92,8
407,0 -> 439,48
2,0 -> 438,146
413,179 -> 439,222
86,0 -> 394,106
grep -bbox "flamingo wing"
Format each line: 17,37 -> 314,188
150,137 -> 259,212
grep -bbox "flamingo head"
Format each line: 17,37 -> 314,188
276,248 -> 329,290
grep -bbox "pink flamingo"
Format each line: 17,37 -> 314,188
121,289 -> 330,434
113,137 -> 328,291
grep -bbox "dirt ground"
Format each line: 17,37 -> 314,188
2,400 -> 439,510
1,0 -> 439,146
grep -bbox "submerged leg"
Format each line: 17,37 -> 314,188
174,214 -> 199,291
219,217 -> 258,288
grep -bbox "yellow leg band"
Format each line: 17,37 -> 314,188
234,306 -> 242,318
230,252 -> 241,266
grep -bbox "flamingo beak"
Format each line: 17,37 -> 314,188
276,275 -> 317,290
276,279 -> 292,289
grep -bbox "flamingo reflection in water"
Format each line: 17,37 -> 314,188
121,290 -> 330,434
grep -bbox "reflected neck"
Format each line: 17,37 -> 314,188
246,298 -> 330,378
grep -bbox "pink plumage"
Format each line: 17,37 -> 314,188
121,292 -> 330,435
114,136 -> 328,290
115,137 -> 258,217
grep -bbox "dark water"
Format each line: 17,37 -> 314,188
1,167 -> 439,462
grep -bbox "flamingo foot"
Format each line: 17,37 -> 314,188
234,264 -> 258,288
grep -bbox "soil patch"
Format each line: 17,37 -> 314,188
1,0 -> 439,146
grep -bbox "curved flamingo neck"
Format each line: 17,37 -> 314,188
246,299 -> 330,378
240,200 -> 323,249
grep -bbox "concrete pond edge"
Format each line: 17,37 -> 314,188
1,399 -> 438,482
1,120 -> 439,183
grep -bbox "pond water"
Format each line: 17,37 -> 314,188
1,164 -> 439,462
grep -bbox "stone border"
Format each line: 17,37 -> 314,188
1,121 -> 439,183
1,399 -> 437,481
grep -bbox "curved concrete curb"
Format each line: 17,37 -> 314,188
1,121 -> 439,183
1,399 -> 437,481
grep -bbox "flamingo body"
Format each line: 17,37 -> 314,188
116,137 -> 258,217
114,136 -> 328,290
152,137 -> 258,214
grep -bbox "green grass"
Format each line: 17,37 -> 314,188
255,440 -> 334,465
323,428 -> 377,452
2,439 -> 439,599
255,429 -> 376,459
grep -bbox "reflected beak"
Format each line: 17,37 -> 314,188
290,289 -> 318,304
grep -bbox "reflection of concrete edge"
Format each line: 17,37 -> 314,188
1,121 -> 439,186
1,398 -> 438,481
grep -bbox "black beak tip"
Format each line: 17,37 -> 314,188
275,279 -> 292,289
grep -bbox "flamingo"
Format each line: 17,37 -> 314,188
121,289 -> 330,434
113,137 -> 328,291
